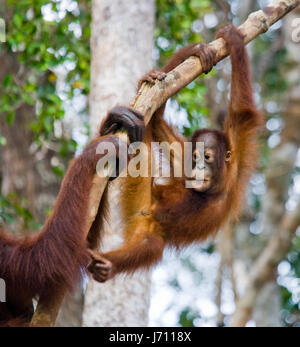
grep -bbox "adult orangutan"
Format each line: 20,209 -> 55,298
0,113 -> 144,325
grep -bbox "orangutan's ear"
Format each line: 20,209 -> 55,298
225,150 -> 232,162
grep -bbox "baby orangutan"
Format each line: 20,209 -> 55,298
88,24 -> 263,283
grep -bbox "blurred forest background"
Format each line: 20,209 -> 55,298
0,0 -> 299,327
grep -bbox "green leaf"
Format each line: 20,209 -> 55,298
21,93 -> 35,105
179,308 -> 198,327
3,74 -> 13,88
52,166 -> 64,178
13,13 -> 23,27
0,136 -> 7,146
5,112 -> 15,125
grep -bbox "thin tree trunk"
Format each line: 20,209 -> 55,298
82,0 -> 155,327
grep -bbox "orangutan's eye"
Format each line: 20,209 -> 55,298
204,151 -> 214,163
193,150 -> 201,162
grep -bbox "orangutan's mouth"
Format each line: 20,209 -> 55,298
187,178 -> 211,191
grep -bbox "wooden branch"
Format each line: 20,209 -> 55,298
31,0 -> 300,326
131,0 -> 300,124
230,203 -> 300,327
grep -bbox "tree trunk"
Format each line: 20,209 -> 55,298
82,0 -> 155,327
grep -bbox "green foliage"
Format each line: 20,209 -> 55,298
52,165 -> 64,178
280,236 -> 300,326
1,0 -> 91,143
0,194 -> 40,231
156,0 -> 211,59
0,0 -> 297,327
253,31 -> 300,325
253,34 -> 288,97
178,81 -> 211,137
0,1 -> 91,225
156,0 -> 214,137
0,136 -> 6,146
179,308 -> 199,327
58,137 -> 78,158
155,0 -> 299,327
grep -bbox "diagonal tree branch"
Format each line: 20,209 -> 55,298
132,0 -> 300,124
31,0 -> 300,326
230,203 -> 300,327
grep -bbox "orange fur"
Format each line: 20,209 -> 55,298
88,25 -> 264,282
0,135 -> 122,326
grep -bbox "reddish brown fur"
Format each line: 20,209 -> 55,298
150,26 -> 263,247
88,24 -> 264,283
0,135 -> 121,325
